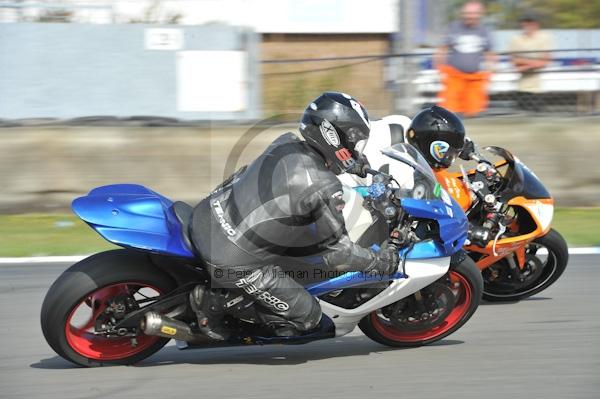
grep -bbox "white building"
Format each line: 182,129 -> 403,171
1,0 -> 399,33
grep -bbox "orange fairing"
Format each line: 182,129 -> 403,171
434,169 -> 555,271
434,169 -> 472,210
464,197 -> 554,270
510,197 -> 554,236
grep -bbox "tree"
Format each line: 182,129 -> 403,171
446,0 -> 600,29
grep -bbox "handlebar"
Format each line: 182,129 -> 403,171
363,167 -> 379,176
470,153 -> 483,163
364,167 -> 393,180
460,140 -> 493,166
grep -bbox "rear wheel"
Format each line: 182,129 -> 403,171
482,229 -> 568,302
359,256 -> 482,347
41,250 -> 177,367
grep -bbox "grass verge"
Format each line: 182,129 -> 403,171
0,214 -> 116,257
552,208 -> 600,248
0,209 -> 598,257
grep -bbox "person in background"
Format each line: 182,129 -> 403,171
508,11 -> 554,111
434,1 -> 495,117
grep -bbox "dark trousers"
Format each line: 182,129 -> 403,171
206,263 -> 322,332
191,199 -> 322,332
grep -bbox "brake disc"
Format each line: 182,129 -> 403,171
484,254 -> 544,291
388,281 -> 456,331
516,254 -> 545,287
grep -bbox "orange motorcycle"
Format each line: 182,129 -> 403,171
435,145 -> 568,301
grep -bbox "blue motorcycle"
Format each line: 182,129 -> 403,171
41,143 -> 482,367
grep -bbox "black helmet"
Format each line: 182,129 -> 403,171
299,92 -> 371,175
406,105 -> 466,169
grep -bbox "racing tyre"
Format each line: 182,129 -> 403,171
41,250 -> 177,367
359,256 -> 482,347
482,228 -> 569,302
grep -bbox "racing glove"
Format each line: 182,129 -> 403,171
346,155 -> 370,178
459,138 -> 476,161
323,236 -> 399,276
363,242 -> 400,276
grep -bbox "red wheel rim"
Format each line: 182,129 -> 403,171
371,271 -> 472,342
64,282 -> 163,360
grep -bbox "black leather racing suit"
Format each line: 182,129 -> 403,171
190,133 -> 392,332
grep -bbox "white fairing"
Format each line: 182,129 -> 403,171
523,201 -> 554,232
331,115 -> 451,337
335,184 -> 450,336
320,257 -> 451,336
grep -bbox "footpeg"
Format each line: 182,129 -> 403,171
189,285 -> 229,341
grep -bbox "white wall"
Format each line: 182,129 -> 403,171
1,0 -> 399,33
120,0 -> 398,32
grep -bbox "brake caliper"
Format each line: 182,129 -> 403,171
96,295 -> 140,337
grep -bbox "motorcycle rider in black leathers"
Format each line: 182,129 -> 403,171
188,92 -> 399,340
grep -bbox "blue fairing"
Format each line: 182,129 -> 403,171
303,240 -> 452,296
72,184 -> 195,258
401,197 -> 467,256
353,185 -> 467,258
400,240 -> 454,259
306,270 -> 406,296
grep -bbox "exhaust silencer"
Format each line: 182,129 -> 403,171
140,311 -> 201,342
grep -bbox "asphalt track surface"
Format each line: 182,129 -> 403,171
1,256 -> 598,399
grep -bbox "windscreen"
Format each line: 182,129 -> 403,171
484,146 -> 551,201
381,143 -> 442,201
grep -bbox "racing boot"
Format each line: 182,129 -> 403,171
233,265 -> 324,337
247,313 -> 335,342
189,285 -> 231,341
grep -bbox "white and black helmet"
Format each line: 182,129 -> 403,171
299,92 -> 371,175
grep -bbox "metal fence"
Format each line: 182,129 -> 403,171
261,48 -> 600,118
409,48 -> 600,116
0,24 -> 598,120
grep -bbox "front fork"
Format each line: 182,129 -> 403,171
410,251 -> 465,316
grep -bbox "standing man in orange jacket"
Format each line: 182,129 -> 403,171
434,1 -> 496,117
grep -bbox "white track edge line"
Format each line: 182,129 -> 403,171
0,255 -> 89,264
1,247 -> 599,264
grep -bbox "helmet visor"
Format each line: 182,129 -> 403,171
354,139 -> 367,156
439,146 -> 461,167
429,140 -> 461,168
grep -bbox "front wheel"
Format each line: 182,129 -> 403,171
482,228 -> 569,302
41,250 -> 177,367
359,256 -> 483,347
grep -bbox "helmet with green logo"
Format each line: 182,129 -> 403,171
406,106 -> 466,169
